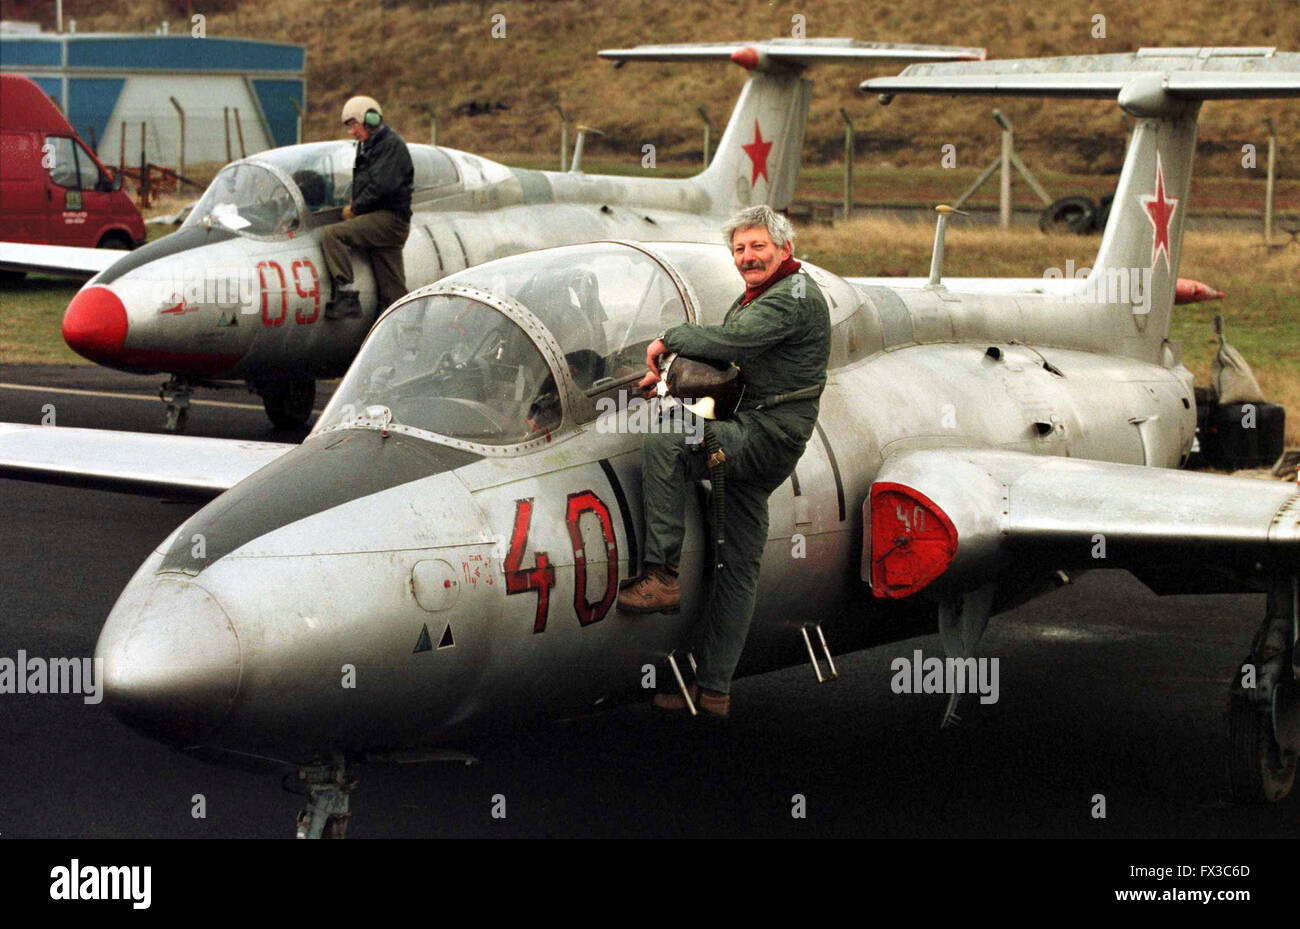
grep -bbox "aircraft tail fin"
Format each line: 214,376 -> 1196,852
865,47 -> 1300,362
599,40 -> 984,214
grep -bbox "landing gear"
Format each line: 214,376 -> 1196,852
159,376 -> 193,432
1227,575 -> 1299,803
294,758 -> 357,839
936,583 -> 997,728
260,379 -> 316,430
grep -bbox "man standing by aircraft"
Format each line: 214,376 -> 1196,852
618,205 -> 831,717
321,95 -> 414,319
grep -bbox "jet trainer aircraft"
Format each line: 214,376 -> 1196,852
0,48 -> 1297,838
0,39 -> 982,431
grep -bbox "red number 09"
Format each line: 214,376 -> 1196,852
292,259 -> 320,324
257,260 -> 287,327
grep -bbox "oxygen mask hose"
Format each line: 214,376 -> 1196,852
703,421 -> 727,571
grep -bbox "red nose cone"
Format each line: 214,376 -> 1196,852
63,286 -> 128,363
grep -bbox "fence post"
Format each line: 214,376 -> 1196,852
697,106 -> 713,166
1264,116 -> 1277,246
840,107 -> 855,220
553,104 -> 569,172
139,121 -> 149,208
169,96 -> 185,180
994,109 -> 1013,228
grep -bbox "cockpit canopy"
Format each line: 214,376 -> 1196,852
315,242 -> 694,449
184,141 -> 461,238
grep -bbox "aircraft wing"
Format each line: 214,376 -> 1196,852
867,447 -> 1300,599
0,242 -> 122,281
0,423 -> 294,500
600,38 -> 985,68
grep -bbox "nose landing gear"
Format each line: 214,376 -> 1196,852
294,758 -> 357,839
160,376 -> 193,433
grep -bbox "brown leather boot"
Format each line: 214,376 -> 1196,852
697,689 -> 730,718
651,683 -> 697,712
616,565 -> 680,614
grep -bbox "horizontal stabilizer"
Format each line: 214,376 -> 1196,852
864,47 -> 1300,101
0,242 -> 123,281
600,38 -> 984,72
0,423 -> 294,499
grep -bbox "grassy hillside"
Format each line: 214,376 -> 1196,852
11,0 -> 1300,179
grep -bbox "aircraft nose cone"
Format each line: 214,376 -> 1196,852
96,578 -> 241,746
62,285 -> 128,363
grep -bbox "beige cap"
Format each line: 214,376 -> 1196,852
341,95 -> 382,125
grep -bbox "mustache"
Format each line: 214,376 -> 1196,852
741,261 -> 766,270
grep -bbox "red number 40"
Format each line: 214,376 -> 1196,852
504,493 -> 618,633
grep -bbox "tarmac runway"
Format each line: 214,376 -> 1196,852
0,376 -> 1296,839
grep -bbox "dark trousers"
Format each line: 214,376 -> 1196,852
642,408 -> 788,694
320,209 -> 411,311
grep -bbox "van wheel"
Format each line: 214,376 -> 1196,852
97,232 -> 132,250
262,379 -> 316,430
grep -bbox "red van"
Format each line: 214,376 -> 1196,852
0,73 -> 145,250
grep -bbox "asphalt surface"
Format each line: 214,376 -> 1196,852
0,376 -> 1296,840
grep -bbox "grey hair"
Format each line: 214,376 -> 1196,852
722,205 -> 795,250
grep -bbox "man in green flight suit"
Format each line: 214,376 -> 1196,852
617,204 -> 831,718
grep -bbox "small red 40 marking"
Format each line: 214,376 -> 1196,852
504,493 -> 619,633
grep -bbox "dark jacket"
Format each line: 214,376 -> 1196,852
351,124 -> 414,221
662,267 -> 831,479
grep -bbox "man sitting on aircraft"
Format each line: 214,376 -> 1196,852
617,205 -> 830,718
321,95 -> 414,320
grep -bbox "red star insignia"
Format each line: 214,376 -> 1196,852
740,121 -> 772,187
1139,149 -> 1179,271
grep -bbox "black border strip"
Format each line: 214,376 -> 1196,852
815,423 -> 845,522
598,458 -> 637,574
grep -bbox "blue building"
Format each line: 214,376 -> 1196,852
0,31 -> 306,170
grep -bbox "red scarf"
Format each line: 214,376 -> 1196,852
741,256 -> 802,305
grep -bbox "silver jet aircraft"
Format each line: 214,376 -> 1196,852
0,47 -> 1297,838
0,39 -> 981,431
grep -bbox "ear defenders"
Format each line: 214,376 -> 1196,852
364,108 -> 381,128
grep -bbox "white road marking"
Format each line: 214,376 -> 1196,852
0,382 -> 324,414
